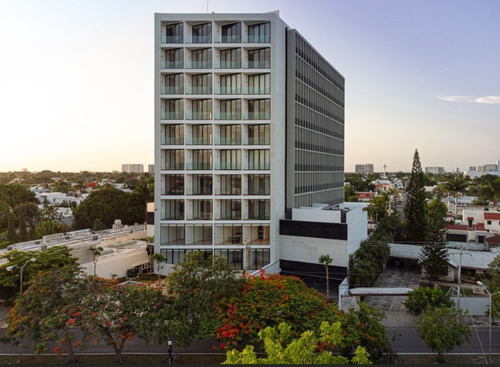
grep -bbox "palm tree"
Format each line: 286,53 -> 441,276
442,176 -> 468,220
479,176 -> 500,208
318,254 -> 333,298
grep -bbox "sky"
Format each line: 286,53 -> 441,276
0,0 -> 499,173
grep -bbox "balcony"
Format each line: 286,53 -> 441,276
192,35 -> 212,44
161,86 -> 183,95
222,35 -> 241,43
246,112 -> 270,120
163,36 -> 183,44
161,111 -> 184,120
247,61 -> 270,69
161,61 -> 183,69
186,162 -> 212,170
186,86 -> 211,95
247,35 -> 270,43
185,60 -> 212,69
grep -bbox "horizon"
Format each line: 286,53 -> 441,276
1,0 -> 499,172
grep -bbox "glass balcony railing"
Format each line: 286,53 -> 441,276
188,86 -> 211,95
247,162 -> 270,170
248,137 -> 270,145
219,61 -> 241,69
162,138 -> 184,145
161,111 -> 184,120
246,112 -> 270,120
218,112 -> 241,120
189,138 -> 212,145
247,35 -> 270,43
218,138 -> 241,145
192,35 -> 212,43
189,112 -> 212,120
186,163 -> 212,170
161,86 -> 183,94
164,36 -> 183,44
163,163 -> 184,170
219,213 -> 241,220
247,61 -> 270,69
247,87 -> 270,95
222,35 -> 241,43
191,212 -> 212,220
162,61 -> 184,69
219,87 -> 241,95
216,163 -> 241,170
186,60 -> 212,69
248,213 -> 270,220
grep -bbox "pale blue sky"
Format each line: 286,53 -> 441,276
0,0 -> 499,173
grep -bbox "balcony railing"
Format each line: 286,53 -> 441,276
189,112 -> 212,120
161,86 -> 183,94
219,61 -> 241,69
248,137 -> 270,145
163,36 -> 183,44
191,213 -> 212,220
218,112 -> 241,120
247,35 -> 270,43
162,61 -> 183,69
162,138 -> 184,145
246,112 -> 270,120
161,111 -> 184,120
192,35 -> 212,43
187,86 -> 211,95
188,138 -> 212,145
219,87 -> 241,95
218,138 -> 241,145
247,87 -> 270,95
186,60 -> 212,69
247,61 -> 270,69
163,163 -> 184,170
186,163 -> 212,170
216,163 -> 242,170
221,35 -> 241,43
247,162 -> 270,170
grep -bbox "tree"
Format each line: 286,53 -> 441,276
7,211 -> 17,243
426,199 -> 448,243
367,193 -> 390,223
151,253 -> 166,284
223,322 -> 371,365
419,242 -> 449,283
416,307 -> 471,363
404,149 -> 427,243
0,246 -> 79,302
5,267 -> 89,363
73,187 -> 143,230
89,245 -> 104,276
133,177 -> 154,223
318,254 -> 333,298
167,252 -> 240,345
442,176 -> 468,219
484,256 -> 500,320
479,176 -> 500,208
404,286 -> 453,315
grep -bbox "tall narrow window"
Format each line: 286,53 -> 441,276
191,74 -> 212,94
248,23 -> 270,43
220,74 -> 241,94
163,99 -> 183,120
193,200 -> 212,220
220,49 -> 241,69
248,199 -> 270,220
164,200 -> 184,220
220,175 -> 241,195
192,174 -> 212,195
248,174 -> 270,195
165,175 -> 184,195
164,150 -> 184,170
165,23 -> 183,43
248,125 -> 270,145
220,99 -> 241,120
220,125 -> 241,145
192,125 -> 212,145
163,74 -> 183,94
247,99 -> 270,120
192,23 -> 212,43
220,200 -> 241,220
247,74 -> 270,94
191,150 -> 212,170
221,23 -> 241,43
163,49 -> 183,69
219,150 -> 241,170
164,124 -> 184,145
248,149 -> 270,170
191,99 -> 212,120
247,48 -> 270,69
191,48 -> 212,69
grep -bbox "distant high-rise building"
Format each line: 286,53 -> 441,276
355,164 -> 373,174
154,12 -> 347,272
425,167 -> 445,174
122,164 -> 144,173
148,164 -> 154,174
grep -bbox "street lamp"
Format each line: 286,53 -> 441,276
167,338 -> 173,365
477,280 -> 500,364
6,257 -> 36,363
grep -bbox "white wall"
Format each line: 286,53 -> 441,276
279,235 -> 348,267
292,207 -> 341,223
80,248 -> 150,279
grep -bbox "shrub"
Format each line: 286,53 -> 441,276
404,286 -> 453,315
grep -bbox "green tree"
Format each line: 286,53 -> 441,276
318,254 -> 333,298
404,149 -> 427,243
426,199 -> 448,243
167,252 -> 240,345
344,184 -> 358,202
0,246 -> 79,302
223,322 -> 371,365
416,307 -> 471,363
89,245 -> 104,276
367,193 -> 390,223
73,187 -> 143,230
133,176 -> 154,223
151,253 -> 166,284
479,176 -> 500,208
419,242 -> 449,283
484,256 -> 500,320
7,211 -> 17,243
0,184 -> 38,208
442,176 -> 468,219
404,286 -> 453,315
35,220 -> 66,239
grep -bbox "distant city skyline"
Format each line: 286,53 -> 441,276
1,0 -> 499,172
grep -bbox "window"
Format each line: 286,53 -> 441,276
163,99 -> 183,120
193,200 -> 212,220
248,174 -> 270,195
221,23 -> 241,43
192,22 -> 212,43
247,48 -> 270,69
163,124 -> 183,145
164,200 -> 184,220
191,48 -> 212,69
220,175 -> 241,195
190,150 -> 212,170
192,174 -> 212,195
164,150 -> 184,170
220,48 -> 241,69
185,225 -> 212,245
163,74 -> 183,94
191,74 -> 212,94
219,150 -> 241,170
163,49 -> 183,69
220,99 -> 241,120
247,99 -> 270,119
248,249 -> 270,269
220,74 -> 241,94
248,199 -> 270,220
247,74 -> 270,94
248,124 -> 270,145
220,125 -> 241,145
248,23 -> 270,43
220,200 -> 241,220
248,149 -> 270,170
165,175 -> 184,195
487,220 -> 492,225
161,224 -> 185,245
214,249 -> 243,270
191,99 -> 212,120
165,23 -> 183,43
191,125 -> 212,145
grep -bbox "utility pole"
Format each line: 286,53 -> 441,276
457,245 -> 463,310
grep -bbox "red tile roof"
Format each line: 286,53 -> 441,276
486,234 -> 500,246
446,223 -> 485,231
484,212 -> 500,220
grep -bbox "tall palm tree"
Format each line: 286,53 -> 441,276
442,176 -> 468,220
480,176 -> 500,208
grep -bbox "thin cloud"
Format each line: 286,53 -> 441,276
437,95 -> 500,104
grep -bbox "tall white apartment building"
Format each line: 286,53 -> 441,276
154,12 -> 347,274
355,163 -> 374,175
122,164 -> 144,173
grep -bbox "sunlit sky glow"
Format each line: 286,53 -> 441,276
0,0 -> 499,173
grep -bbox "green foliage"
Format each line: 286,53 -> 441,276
419,242 -> 449,282
318,254 -> 333,297
151,253 -> 166,284
73,187 -> 144,230
484,256 -> 500,320
404,149 -> 427,243
34,220 -> 65,239
344,184 -> 358,202
7,211 -> 17,243
223,321 -> 371,365
426,199 -> 448,243
479,175 -> 500,207
376,213 -> 404,241
404,286 -> 453,315
167,252 -> 240,345
0,184 -> 38,209
367,193 -> 390,223
442,176 -> 469,219
0,246 -> 79,303
416,307 -> 471,363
